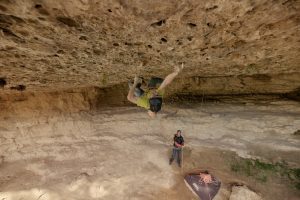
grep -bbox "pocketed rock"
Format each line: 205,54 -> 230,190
0,0 -> 299,95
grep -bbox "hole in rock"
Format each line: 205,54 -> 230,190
124,42 -> 132,46
187,23 -> 197,28
56,16 -> 78,27
147,45 -> 152,48
113,43 -> 119,46
108,9 -> 112,12
206,5 -> 218,11
176,39 -> 183,45
79,35 -> 88,40
10,85 -> 26,91
38,17 -> 46,21
37,7 -> 49,15
57,49 -> 64,54
187,36 -> 193,41
151,19 -> 166,27
206,22 -> 216,28
35,4 -> 42,9
0,78 -> 6,88
0,5 -> 7,11
294,130 -> 300,135
161,38 -> 167,42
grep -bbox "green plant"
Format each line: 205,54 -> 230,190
230,158 -> 300,189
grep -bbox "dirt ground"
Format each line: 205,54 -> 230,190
0,101 -> 299,200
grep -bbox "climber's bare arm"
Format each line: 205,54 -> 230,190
158,63 -> 184,91
127,76 -> 139,104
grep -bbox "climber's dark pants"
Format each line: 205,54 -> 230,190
148,77 -> 163,88
130,77 -> 164,97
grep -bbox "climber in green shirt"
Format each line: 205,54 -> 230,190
127,64 -> 184,118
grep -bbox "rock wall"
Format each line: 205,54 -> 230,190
0,0 -> 299,94
0,85 -> 129,120
170,73 -> 300,96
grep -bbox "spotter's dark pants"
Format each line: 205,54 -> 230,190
169,147 -> 182,166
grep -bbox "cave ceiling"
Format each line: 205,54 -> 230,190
0,0 -> 299,94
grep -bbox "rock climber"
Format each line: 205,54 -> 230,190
127,64 -> 184,118
169,129 -> 185,167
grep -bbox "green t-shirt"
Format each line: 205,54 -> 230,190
136,89 -> 164,110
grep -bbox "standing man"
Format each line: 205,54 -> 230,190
127,64 -> 184,118
169,130 -> 184,167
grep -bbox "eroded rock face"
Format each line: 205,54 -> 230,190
0,0 -> 299,95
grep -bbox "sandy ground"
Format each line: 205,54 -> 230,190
0,101 -> 299,200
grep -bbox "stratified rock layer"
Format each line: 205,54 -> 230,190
0,0 -> 299,94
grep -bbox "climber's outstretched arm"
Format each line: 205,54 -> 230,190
158,64 -> 184,91
127,76 -> 139,104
